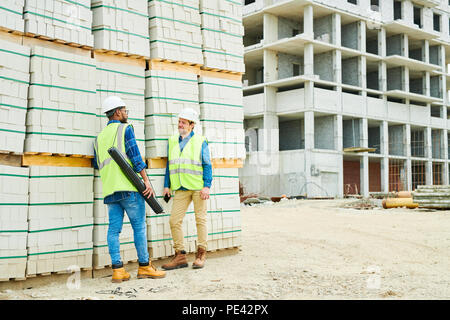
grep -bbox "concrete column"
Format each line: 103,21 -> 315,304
423,40 -> 430,64
443,129 -> 449,184
335,114 -> 343,198
402,34 -> 409,58
263,49 -> 278,83
405,124 -> 412,191
304,111 -> 315,151
334,49 -> 342,84
333,13 -> 341,46
424,71 -> 431,96
379,61 -> 387,92
304,43 -> 314,76
380,121 -> 389,192
379,27 -> 386,57
360,118 -> 369,197
263,13 -> 278,44
404,67 -> 409,92
426,126 -> 433,185
361,56 -> 367,89
303,5 -> 314,38
304,111 -> 314,196
360,20 -> 366,52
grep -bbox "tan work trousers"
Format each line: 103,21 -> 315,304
169,190 -> 207,251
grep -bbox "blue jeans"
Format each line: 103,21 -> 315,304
107,192 -> 149,266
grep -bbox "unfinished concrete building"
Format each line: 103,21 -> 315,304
240,0 -> 450,198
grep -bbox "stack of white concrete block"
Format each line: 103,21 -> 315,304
144,69 -> 202,158
148,0 -> 203,65
200,0 -> 244,72
93,170 -> 137,268
198,76 -> 245,159
0,39 -> 30,154
26,166 -> 93,275
207,168 -> 241,250
23,0 -> 93,47
25,46 -> 97,155
0,0 -> 25,33
145,168 -> 197,258
0,165 -> 29,280
92,0 -> 150,57
95,59 -> 145,153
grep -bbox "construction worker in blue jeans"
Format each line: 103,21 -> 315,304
93,96 -> 166,283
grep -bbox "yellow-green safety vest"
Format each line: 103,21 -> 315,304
94,122 -> 138,198
168,133 -> 206,191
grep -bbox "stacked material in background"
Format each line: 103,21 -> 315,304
0,165 -> 29,280
200,0 -> 244,72
26,166 -> 93,275
93,170 -> 137,268
92,0 -> 149,57
198,76 -> 245,159
208,168 -> 241,250
95,57 -> 146,153
148,0 -> 203,65
23,0 -> 93,47
0,0 -> 25,33
0,39 -> 30,153
25,45 -> 97,155
146,168 -> 197,258
413,185 -> 450,209
144,69 -> 202,158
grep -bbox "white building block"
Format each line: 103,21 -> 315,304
0,0 -> 25,33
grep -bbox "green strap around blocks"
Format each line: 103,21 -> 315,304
31,54 -> 95,68
92,27 -> 149,39
150,40 -> 202,50
0,5 -> 22,15
202,49 -> 243,58
28,106 -> 96,116
148,229 -> 242,243
145,96 -> 199,103
149,16 -> 200,27
148,0 -> 199,11
91,4 -> 148,18
201,27 -> 242,38
145,75 -> 197,83
0,48 -> 29,58
198,81 -> 242,89
23,11 -> 90,31
28,224 -> 94,233
96,89 -> 144,97
200,11 -> 242,24
27,247 -> 93,256
97,67 -> 144,79
0,75 -> 28,85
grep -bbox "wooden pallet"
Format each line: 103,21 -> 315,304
24,32 -> 92,50
93,51 -> 146,68
199,68 -> 243,81
22,152 -> 93,167
94,48 -> 148,60
0,277 -> 26,282
147,59 -> 202,75
22,36 -> 91,58
0,152 -> 23,167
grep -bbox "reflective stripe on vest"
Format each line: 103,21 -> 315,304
168,134 -> 205,191
95,122 -> 138,197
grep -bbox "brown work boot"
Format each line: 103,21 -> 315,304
111,267 -> 130,283
137,262 -> 166,279
161,250 -> 188,270
192,247 -> 206,269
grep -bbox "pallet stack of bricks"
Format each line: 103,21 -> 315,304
199,0 -> 244,72
93,170 -> 137,268
23,0 -> 94,47
148,0 -> 203,64
145,168 -> 198,258
92,0 -> 150,57
0,38 -> 30,154
26,166 -> 94,275
0,0 -> 25,33
198,75 -> 245,159
94,55 -> 146,153
25,45 -> 97,155
0,165 -> 29,280
144,67 -> 202,158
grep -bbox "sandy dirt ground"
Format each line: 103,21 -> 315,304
1,198 -> 450,300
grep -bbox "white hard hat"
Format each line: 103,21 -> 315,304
102,96 -> 126,114
178,108 -> 198,123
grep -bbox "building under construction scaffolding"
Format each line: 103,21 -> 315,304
240,0 -> 450,198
